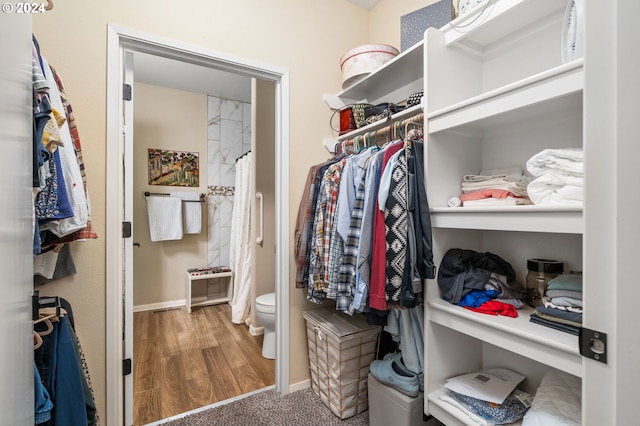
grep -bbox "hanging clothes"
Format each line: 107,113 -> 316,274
37,54 -> 88,238
294,154 -> 345,289
31,35 -> 97,260
368,140 -> 404,313
295,126 -> 434,323
34,298 -> 98,426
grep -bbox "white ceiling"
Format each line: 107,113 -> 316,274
133,51 -> 252,103
133,1 -> 379,101
345,0 -> 382,10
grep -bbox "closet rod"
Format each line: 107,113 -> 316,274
143,191 -> 205,203
341,113 -> 424,151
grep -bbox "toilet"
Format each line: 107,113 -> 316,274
255,292 -> 276,359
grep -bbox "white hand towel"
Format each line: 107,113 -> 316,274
170,191 -> 202,234
146,196 -> 183,241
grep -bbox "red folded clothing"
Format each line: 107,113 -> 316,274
459,189 -> 515,202
463,300 -> 518,318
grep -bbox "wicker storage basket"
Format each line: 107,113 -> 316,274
303,308 -> 381,419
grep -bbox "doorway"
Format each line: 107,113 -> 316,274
106,25 -> 290,426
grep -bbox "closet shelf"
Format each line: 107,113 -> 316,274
430,206 -> 583,234
427,59 -> 584,134
427,388 -> 524,426
441,0 -> 566,49
337,104 -> 423,141
428,298 -> 582,377
336,40 -> 424,105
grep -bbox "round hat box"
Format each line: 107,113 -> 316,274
339,44 -> 399,90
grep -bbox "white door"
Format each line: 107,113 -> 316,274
107,27 -> 291,424
0,12 -> 35,426
122,51 -> 135,426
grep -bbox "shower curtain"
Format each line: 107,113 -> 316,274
229,153 -> 253,324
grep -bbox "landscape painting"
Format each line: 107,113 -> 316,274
148,148 -> 199,187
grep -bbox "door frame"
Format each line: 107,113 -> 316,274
105,24 -> 290,425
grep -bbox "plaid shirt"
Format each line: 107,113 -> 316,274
296,157 -> 344,290
324,158 -> 347,299
309,171 -> 328,293
337,173 -> 367,312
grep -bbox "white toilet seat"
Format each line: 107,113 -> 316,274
255,292 -> 276,359
256,292 -> 276,314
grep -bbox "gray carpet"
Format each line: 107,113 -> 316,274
161,388 -> 369,426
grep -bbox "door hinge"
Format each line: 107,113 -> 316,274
122,221 -> 132,238
123,358 -> 132,376
579,327 -> 607,364
123,84 -> 132,101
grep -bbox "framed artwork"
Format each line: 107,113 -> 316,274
148,148 -> 199,187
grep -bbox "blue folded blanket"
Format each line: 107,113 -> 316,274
547,273 -> 582,292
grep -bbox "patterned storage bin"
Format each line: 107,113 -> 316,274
303,308 -> 381,419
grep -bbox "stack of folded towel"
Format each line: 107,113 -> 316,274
526,148 -> 583,206
530,273 -> 583,335
522,369 -> 581,426
439,368 -> 533,425
459,166 -> 531,207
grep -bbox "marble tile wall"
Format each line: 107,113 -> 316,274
206,96 -> 251,269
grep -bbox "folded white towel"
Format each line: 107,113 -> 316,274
170,191 -> 202,234
527,148 -> 583,177
461,176 -> 511,186
522,370 -> 581,426
146,196 -> 183,242
481,166 -> 524,182
527,173 -> 583,205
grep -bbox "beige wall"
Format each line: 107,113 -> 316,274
133,83 -> 209,306
369,0 -> 442,44
250,79 -> 277,328
32,0 -> 438,421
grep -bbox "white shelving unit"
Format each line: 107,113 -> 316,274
333,40 -> 424,106
185,270 -> 233,313
322,39 -> 425,152
322,0 -> 638,423
422,0 -> 589,424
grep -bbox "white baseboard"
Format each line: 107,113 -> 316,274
249,324 -> 264,336
133,299 -> 185,313
289,379 -> 311,393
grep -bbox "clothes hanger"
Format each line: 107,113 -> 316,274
34,331 -> 43,350
404,120 -> 424,147
34,305 -> 67,338
35,317 -> 54,337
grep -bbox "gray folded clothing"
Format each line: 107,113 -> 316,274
545,289 -> 582,300
534,306 -> 582,325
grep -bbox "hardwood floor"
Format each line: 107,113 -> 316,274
133,303 -> 275,425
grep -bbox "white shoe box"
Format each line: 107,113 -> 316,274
368,372 -> 432,426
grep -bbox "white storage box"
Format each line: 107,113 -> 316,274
339,44 -> 399,89
368,373 -> 430,426
303,308 -> 381,419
